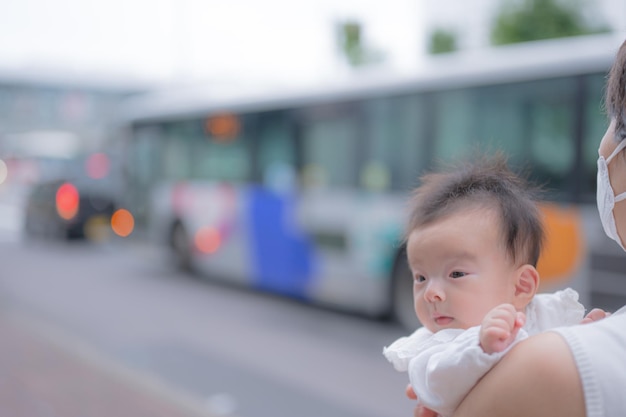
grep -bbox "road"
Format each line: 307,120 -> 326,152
0,229 -> 414,417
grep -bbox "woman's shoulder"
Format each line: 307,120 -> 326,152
550,313 -> 626,417
453,332 -> 585,417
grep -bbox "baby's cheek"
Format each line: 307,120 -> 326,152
463,306 -> 493,328
414,301 -> 427,320
414,301 -> 433,326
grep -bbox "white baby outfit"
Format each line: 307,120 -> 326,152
383,288 -> 585,417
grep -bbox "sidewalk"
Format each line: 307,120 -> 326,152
0,311 -> 215,417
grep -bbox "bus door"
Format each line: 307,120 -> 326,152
247,111 -> 313,298
290,102 -> 364,302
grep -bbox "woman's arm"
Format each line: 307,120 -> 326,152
408,310 -> 529,415
452,332 -> 585,417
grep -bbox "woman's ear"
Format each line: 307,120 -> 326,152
512,264 -> 539,309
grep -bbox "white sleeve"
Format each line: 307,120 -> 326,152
382,327 -> 434,372
525,288 -> 586,334
407,326 -> 528,417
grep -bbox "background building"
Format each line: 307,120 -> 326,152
0,69 -> 147,160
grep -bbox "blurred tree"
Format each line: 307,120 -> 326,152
491,0 -> 611,45
337,20 -> 386,68
428,28 -> 458,54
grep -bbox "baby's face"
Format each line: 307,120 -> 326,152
406,207 -> 519,333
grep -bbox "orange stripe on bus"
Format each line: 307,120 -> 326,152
536,203 -> 585,286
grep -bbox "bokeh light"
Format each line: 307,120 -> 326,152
85,153 -> 110,179
56,183 -> 79,220
84,215 -> 111,241
195,227 -> 221,254
205,114 -> 240,140
111,209 -> 134,237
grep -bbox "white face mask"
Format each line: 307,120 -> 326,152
597,139 -> 626,250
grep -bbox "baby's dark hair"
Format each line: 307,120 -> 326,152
406,153 -> 544,267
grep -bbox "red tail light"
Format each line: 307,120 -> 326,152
56,183 -> 79,220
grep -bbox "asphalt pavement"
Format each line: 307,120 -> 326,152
0,309 -> 217,417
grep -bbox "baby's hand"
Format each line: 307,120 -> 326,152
581,308 -> 611,324
479,304 -> 525,354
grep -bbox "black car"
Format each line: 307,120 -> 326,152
23,153 -> 121,240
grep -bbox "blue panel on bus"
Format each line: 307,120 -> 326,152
246,187 -> 314,298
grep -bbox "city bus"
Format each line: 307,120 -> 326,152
116,32 -> 626,329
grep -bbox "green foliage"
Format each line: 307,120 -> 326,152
341,21 -> 364,65
428,28 -> 458,54
337,21 -> 386,68
491,0 -> 611,45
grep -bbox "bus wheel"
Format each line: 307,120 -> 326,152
391,254 -> 421,331
171,222 -> 192,271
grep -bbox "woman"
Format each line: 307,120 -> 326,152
410,38 -> 626,417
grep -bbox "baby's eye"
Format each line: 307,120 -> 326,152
414,274 -> 426,283
450,271 -> 467,279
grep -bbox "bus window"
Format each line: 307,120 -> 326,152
363,95 -> 426,192
132,125 -> 162,186
433,89 -> 478,162
525,78 -> 577,196
199,116 -> 251,182
301,110 -> 359,190
163,121 -> 196,180
473,85 -> 526,157
156,118 -> 252,184
257,112 -> 296,192
433,86 -> 525,160
128,124 -> 163,227
529,102 -> 573,176
202,137 -> 250,182
434,78 -> 580,200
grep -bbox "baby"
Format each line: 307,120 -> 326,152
383,154 -> 606,417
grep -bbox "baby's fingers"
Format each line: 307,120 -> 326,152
484,304 -> 517,325
582,308 -> 608,324
406,384 -> 417,400
480,326 -> 512,353
483,325 -> 511,341
484,314 -> 516,332
414,403 -> 438,417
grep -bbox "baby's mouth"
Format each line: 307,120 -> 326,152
434,316 -> 453,326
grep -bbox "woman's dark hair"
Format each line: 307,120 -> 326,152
606,39 -> 626,142
406,153 -> 544,267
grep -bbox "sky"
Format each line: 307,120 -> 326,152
0,0 -> 424,87
3,0 -> 622,89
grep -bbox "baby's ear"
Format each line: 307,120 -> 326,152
512,264 -> 539,309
